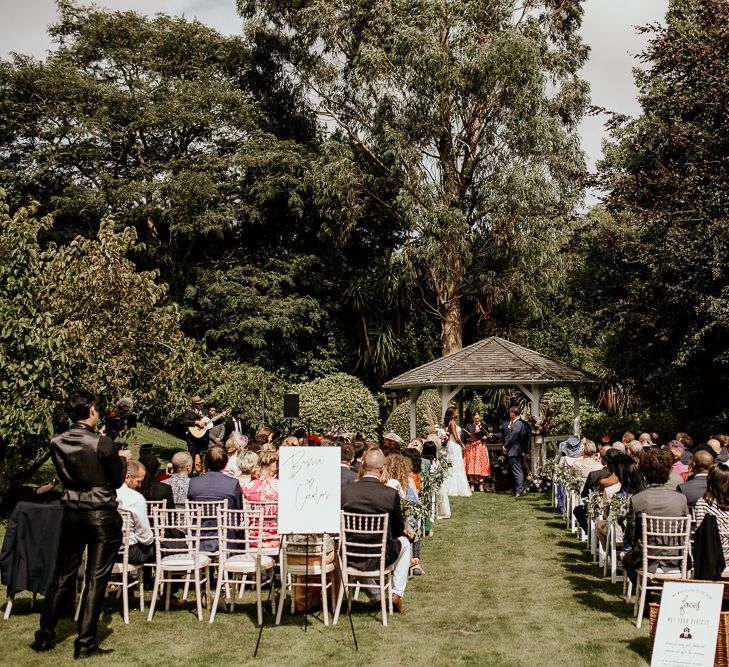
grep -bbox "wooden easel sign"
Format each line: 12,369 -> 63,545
651,581 -> 723,667
278,446 -> 341,535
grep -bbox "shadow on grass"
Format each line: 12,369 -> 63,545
627,635 -> 651,662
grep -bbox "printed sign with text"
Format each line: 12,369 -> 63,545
278,446 -> 341,535
651,581 -> 723,667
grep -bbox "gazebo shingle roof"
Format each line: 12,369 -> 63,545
383,336 -> 598,389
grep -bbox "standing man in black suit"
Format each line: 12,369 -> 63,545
32,390 -> 128,659
341,449 -> 410,612
489,406 -> 530,497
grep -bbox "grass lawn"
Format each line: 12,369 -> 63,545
0,492 -> 650,666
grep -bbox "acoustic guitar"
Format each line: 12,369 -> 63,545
187,408 -> 232,439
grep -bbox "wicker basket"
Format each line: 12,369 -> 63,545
649,602 -> 729,666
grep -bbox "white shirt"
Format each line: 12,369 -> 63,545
116,483 -> 154,546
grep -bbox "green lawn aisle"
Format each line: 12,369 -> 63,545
0,492 -> 649,666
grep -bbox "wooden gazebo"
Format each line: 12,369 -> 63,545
383,336 -> 599,471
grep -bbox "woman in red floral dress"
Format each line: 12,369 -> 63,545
464,413 -> 491,492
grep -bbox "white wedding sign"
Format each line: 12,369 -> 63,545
651,581 -> 723,667
278,447 -> 341,535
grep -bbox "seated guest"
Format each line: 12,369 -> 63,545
341,448 -> 410,612
162,451 -> 193,506
352,437 -> 366,473
254,426 -> 274,448
243,451 -> 279,548
237,450 -> 259,491
223,435 -> 243,478
622,431 -> 635,447
697,438 -> 722,461
580,446 -> 619,498
571,440 -> 602,482
627,440 -> 643,463
694,463 -> 729,562
408,439 -> 430,476
382,432 -> 404,456
624,449 -> 688,574
678,450 -> 713,508
638,432 -> 655,449
138,447 -> 174,510
341,443 -> 357,487
187,446 -> 242,552
243,450 -> 279,502
116,460 -> 155,564
402,447 -> 423,494
188,446 -> 242,508
666,442 -> 689,480
714,434 -> 729,463
596,455 -> 646,548
651,432 -> 661,447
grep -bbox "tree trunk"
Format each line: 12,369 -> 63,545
442,295 -> 463,355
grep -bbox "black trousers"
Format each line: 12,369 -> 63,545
508,455 -> 525,495
36,507 -> 122,653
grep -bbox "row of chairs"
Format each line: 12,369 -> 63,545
88,501 -> 399,627
556,484 -> 695,629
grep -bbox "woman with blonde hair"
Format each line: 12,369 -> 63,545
237,450 -> 259,491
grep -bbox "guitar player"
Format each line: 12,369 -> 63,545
182,395 -> 209,467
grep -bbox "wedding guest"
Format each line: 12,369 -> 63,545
223,435 -> 243,478
694,463 -> 729,562
625,449 -> 688,551
383,431 -> 405,456
677,450 -> 713,508
571,440 -> 602,482
162,451 -> 193,506
116,460 -> 155,564
408,439 -> 430,476
622,431 -> 635,446
666,442 -> 689,481
714,434 -> 729,463
243,450 -> 279,503
237,450 -> 259,491
402,448 -> 423,494
639,433 -> 654,449
342,449 -> 410,611
341,443 -> 357,487
627,440 -> 643,463
137,447 -> 174,510
595,455 -> 645,548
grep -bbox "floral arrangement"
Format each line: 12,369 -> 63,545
608,494 -> 632,522
420,450 -> 451,522
585,489 -> 604,521
400,496 -> 426,538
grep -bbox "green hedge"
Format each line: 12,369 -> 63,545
384,390 -> 442,441
293,372 -> 379,438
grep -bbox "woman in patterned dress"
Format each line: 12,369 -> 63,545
464,413 -> 491,492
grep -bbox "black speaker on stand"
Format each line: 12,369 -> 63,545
283,393 -> 299,434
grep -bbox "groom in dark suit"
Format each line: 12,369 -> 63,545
490,406 -> 530,497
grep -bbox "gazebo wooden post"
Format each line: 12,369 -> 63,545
570,385 -> 581,437
518,383 -> 545,475
440,385 -> 463,421
457,391 -> 464,428
409,387 -> 421,440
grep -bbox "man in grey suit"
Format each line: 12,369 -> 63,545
677,450 -> 712,508
624,448 -> 688,580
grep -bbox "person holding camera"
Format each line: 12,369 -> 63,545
32,390 -> 129,660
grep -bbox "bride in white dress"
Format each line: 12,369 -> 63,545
441,407 -> 472,497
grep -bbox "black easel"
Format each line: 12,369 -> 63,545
253,532 -> 358,658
